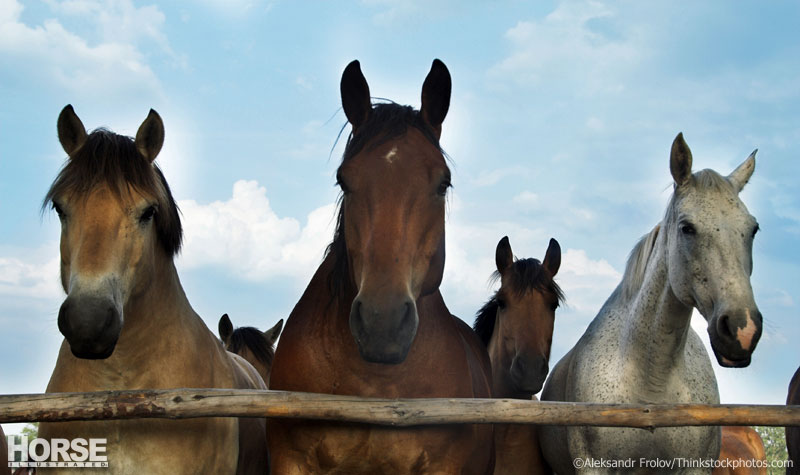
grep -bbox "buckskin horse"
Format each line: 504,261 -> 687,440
473,236 -> 563,475
39,106 -> 267,474
540,134 -> 762,474
267,60 -> 494,474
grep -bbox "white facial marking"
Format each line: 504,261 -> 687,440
736,308 -> 757,350
385,147 -> 398,164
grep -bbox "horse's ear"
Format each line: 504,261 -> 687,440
135,109 -> 165,163
728,149 -> 757,193
264,318 -> 284,346
543,238 -> 561,277
218,314 -> 233,344
495,236 -> 513,274
670,132 -> 693,187
420,59 -> 451,138
341,60 -> 372,132
57,104 -> 88,157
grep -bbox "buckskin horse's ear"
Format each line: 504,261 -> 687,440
495,236 -> 513,274
218,314 -> 233,345
57,104 -> 88,157
421,59 -> 451,138
728,149 -> 757,193
341,60 -> 371,132
264,319 -> 284,346
670,132 -> 693,187
135,109 -> 165,163
543,238 -> 561,277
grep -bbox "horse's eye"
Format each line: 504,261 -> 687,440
496,298 -> 506,310
52,202 -> 65,219
550,302 -> 559,312
336,172 -> 351,195
437,179 -> 451,197
680,223 -> 696,235
751,224 -> 760,238
139,205 -> 157,224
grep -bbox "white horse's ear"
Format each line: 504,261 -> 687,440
670,132 -> 693,187
543,238 -> 561,277
495,236 -> 513,274
135,109 -> 165,163
728,150 -> 757,193
57,105 -> 88,156
264,319 -> 284,346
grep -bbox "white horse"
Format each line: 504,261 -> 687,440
539,133 -> 762,474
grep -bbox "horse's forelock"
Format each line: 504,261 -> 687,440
43,129 -> 182,256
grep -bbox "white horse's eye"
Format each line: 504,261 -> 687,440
751,224 -> 760,238
680,223 -> 696,235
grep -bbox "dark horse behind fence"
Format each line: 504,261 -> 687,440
267,59 -> 494,474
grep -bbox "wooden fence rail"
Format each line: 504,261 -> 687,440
1,389 -> 798,429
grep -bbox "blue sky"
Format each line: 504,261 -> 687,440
1,1 -> 798,434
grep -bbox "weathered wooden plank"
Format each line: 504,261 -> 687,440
0,389 -> 797,428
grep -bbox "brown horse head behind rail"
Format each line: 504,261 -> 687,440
219,313 -> 283,385
474,237 -> 563,475
268,60 -> 494,474
334,59 -> 452,364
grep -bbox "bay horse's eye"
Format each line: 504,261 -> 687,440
436,179 -> 451,197
139,205 -> 157,224
496,298 -> 506,310
680,223 -> 696,235
336,172 -> 351,195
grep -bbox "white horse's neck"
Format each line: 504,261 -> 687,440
620,229 -> 694,400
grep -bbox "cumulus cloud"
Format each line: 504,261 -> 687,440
0,0 -> 169,97
177,180 -> 336,282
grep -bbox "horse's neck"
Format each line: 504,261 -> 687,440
620,233 -> 694,394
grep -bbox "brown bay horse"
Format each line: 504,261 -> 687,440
713,426 -> 767,475
267,60 -> 494,474
219,313 -> 283,385
788,366 -> 800,474
473,237 -> 563,475
39,106 -> 267,474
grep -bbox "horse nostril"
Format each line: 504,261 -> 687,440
717,314 -> 734,340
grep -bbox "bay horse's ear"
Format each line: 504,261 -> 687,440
728,149 -> 757,193
264,319 -> 284,346
543,238 -> 561,277
670,132 -> 693,187
135,109 -> 165,163
495,236 -> 513,274
57,104 -> 88,156
341,60 -> 372,132
218,314 -> 233,345
420,59 -> 451,138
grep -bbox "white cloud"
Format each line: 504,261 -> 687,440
512,190 -> 540,207
0,0 -> 167,96
489,0 -> 641,94
177,180 -> 336,282
0,246 -> 62,301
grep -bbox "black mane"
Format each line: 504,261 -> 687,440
43,129 -> 182,256
228,326 -> 276,368
472,258 -> 565,347
325,102 -> 446,300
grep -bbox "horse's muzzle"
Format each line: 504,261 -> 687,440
349,295 -> 419,364
58,295 -> 122,360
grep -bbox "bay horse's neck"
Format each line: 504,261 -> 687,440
621,230 -> 694,398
